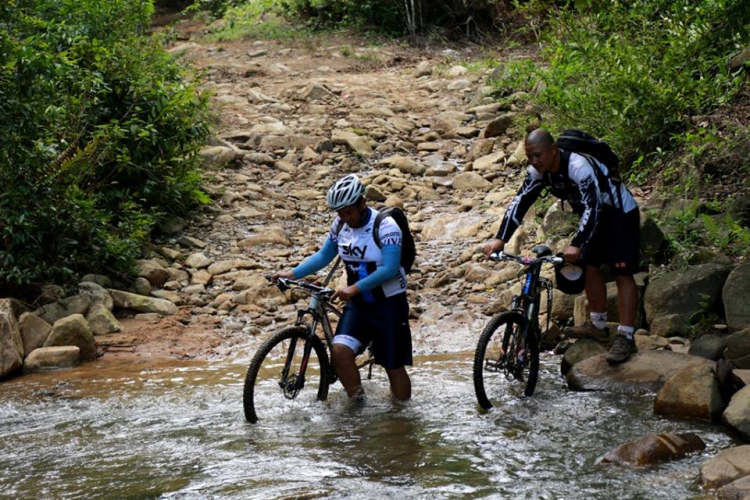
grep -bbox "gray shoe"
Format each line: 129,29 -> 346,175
564,321 -> 610,342
606,334 -> 638,364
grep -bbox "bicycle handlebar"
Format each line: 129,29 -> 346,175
488,251 -> 564,266
266,275 -> 335,297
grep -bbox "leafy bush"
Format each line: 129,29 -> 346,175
1,0 -> 211,294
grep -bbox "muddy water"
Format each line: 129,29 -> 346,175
0,351 -> 735,500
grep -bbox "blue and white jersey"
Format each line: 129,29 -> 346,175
330,208 -> 407,301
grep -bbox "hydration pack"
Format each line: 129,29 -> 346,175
556,129 -> 621,183
335,206 -> 417,274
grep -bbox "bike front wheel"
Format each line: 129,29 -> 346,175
473,311 -> 539,409
243,326 -> 331,423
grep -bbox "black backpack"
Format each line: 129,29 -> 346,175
335,206 -> 417,274
556,129 -> 625,208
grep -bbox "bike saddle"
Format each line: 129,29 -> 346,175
531,245 -> 552,257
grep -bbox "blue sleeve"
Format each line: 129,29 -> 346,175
292,238 -> 338,278
355,245 -> 401,292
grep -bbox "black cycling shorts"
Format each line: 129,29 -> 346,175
333,293 -> 413,370
585,208 -> 641,276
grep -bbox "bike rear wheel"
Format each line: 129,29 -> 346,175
243,326 -> 330,423
473,311 -> 539,409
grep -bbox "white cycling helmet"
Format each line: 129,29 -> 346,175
326,174 -> 365,210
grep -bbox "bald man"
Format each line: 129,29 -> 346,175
483,129 -> 641,364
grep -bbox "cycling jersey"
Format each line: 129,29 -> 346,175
497,151 -> 637,249
330,208 -> 407,302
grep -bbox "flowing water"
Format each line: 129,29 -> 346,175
0,349 -> 736,500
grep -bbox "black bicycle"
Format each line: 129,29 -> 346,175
473,245 -> 563,408
243,275 -> 374,423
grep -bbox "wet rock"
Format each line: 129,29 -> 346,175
724,263 -> 750,332
453,172 -> 490,190
44,314 -> 97,362
238,227 -> 292,248
567,350 -> 715,392
23,346 -> 80,372
185,252 -> 212,269
561,339 -> 608,375
19,313 -> 52,357
421,303 -> 450,324
379,155 -> 425,176
690,333 -> 728,361
601,433 -> 705,466
78,281 -> 113,311
34,294 -> 91,326
86,303 -> 122,335
654,363 -> 723,421
110,290 -> 178,316
0,300 -> 24,378
331,129 -> 372,156
200,146 -> 236,169
725,329 -> 750,369
483,113 -> 515,138
700,445 -> 750,489
136,260 -> 170,287
644,263 -> 731,328
723,385 -> 750,440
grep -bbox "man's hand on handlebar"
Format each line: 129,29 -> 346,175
331,284 -> 360,302
483,238 -> 505,257
271,270 -> 296,283
563,245 -> 581,264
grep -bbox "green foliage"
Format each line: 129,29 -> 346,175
1,0 -> 211,292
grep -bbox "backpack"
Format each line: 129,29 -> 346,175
335,206 -> 417,274
556,129 -> 625,210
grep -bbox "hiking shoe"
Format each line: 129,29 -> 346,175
606,334 -> 638,364
563,321 -> 610,342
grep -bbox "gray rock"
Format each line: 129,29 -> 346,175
300,82 -> 335,101
86,303 -> 122,335
567,350 -> 715,392
80,274 -> 113,288
378,155 -> 425,176
78,281 -> 113,311
177,236 -> 207,248
453,172 -> 490,190
725,329 -> 750,369
245,152 -> 275,165
689,333 -> 728,361
0,299 -> 23,379
207,259 -> 260,276
199,146 -> 236,169
238,227 -> 292,248
185,252 -> 212,269
561,339 -> 608,375
365,185 -> 386,202
700,445 -> 750,489
644,263 -> 731,325
414,60 -> 432,77
34,294 -> 91,325
724,263 -> 750,332
44,314 -> 97,362
601,433 -> 705,466
649,313 -> 691,338
19,313 -> 52,357
654,363 -> 723,421
110,290 -> 178,316
483,113 -> 515,138
133,277 -> 152,296
136,260 -> 169,287
723,385 -> 750,440
23,346 -> 80,372
640,211 -> 665,264
331,129 -> 372,156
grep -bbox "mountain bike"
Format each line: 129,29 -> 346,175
473,245 -> 563,408
243,275 -> 374,423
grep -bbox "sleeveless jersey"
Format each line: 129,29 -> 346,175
329,208 -> 407,302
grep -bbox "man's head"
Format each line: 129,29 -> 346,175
326,174 -> 367,227
525,129 -> 560,174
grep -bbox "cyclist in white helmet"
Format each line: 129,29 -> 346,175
273,174 -> 413,402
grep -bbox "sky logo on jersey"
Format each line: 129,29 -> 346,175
340,244 -> 368,259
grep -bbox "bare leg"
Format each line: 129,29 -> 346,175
585,265 -> 607,313
331,344 -> 363,398
615,275 -> 638,328
385,366 -> 411,401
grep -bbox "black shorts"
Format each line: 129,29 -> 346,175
333,293 -> 413,370
585,208 -> 641,276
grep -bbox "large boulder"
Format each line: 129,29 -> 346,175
653,363 -> 724,421
601,433 -> 705,466
724,263 -> 750,332
136,259 -> 170,287
44,314 -> 97,362
644,263 -> 731,332
33,294 -> 91,325
78,281 -> 113,311
19,312 -> 52,357
700,445 -> 750,489
567,350 -> 714,392
573,281 -> 644,327
23,346 -> 80,372
86,303 -> 122,335
110,290 -> 178,315
689,333 -> 728,361
561,339 -> 608,375
0,299 -> 24,379
639,211 -> 665,264
725,328 -> 750,369
723,385 -> 750,440
717,475 -> 750,499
